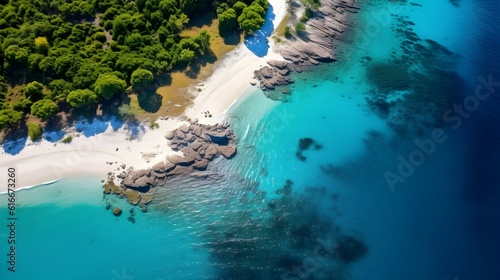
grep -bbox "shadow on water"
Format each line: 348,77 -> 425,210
244,4 -> 276,57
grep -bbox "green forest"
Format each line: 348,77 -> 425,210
0,0 -> 269,133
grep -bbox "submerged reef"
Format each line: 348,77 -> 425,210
296,137 -> 323,161
198,178 -> 368,280
364,13 -> 463,137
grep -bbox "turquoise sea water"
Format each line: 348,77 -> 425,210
2,0 -> 500,279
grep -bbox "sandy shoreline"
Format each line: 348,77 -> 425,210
0,0 -> 286,193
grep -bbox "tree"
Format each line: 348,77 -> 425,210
48,79 -> 72,102
0,109 -> 23,129
31,99 -> 58,120
93,73 -> 127,99
28,53 -> 45,71
238,5 -> 266,35
295,22 -> 306,33
194,30 -> 211,54
233,1 -> 247,17
126,33 -> 143,50
72,62 -> 112,89
178,49 -> 195,64
34,37 -> 49,54
238,10 -> 265,34
131,68 -> 154,88
27,122 -> 42,141
113,13 -> 132,42
66,89 -> 98,108
24,81 -> 44,101
12,98 -> 33,113
117,103 -> 134,120
218,8 -> 238,35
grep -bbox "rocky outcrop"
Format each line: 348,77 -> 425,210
105,121 -> 238,208
254,0 -> 360,91
254,61 -> 295,90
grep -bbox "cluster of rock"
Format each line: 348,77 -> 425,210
254,60 -> 294,91
103,121 -> 237,211
254,0 -> 360,91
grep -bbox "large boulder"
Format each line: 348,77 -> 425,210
185,133 -> 196,142
113,207 -> 122,216
165,130 -> 176,140
152,162 -> 165,173
182,147 -> 202,161
124,189 -> 141,205
164,160 -> 176,171
168,165 -> 194,176
204,145 -> 219,160
192,159 -> 209,170
140,194 -> 154,205
191,141 -> 203,151
168,154 -> 195,166
179,124 -> 190,133
175,129 -> 186,140
192,126 -> 203,137
216,145 -> 237,159
152,171 -> 167,178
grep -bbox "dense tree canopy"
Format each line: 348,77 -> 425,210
0,0 -> 269,133
66,89 -> 98,108
216,0 -> 268,35
131,68 -> 154,88
218,8 -> 238,35
0,109 -> 23,129
26,122 -> 42,141
24,81 -> 44,101
30,99 -> 58,120
94,74 -> 127,99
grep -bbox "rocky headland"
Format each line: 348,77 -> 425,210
254,0 -> 360,91
103,120 -> 237,212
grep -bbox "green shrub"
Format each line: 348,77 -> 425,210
284,26 -> 292,37
295,22 -> 306,33
61,136 -> 73,143
27,122 -> 42,141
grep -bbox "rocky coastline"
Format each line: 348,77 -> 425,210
103,120 -> 237,212
254,0 -> 360,91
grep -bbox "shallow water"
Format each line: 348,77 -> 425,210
1,0 -> 499,279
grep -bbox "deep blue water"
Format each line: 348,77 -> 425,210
1,0 -> 499,279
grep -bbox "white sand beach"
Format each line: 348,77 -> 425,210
0,0 -> 287,192
185,0 -> 287,124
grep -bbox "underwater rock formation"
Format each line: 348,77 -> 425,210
296,137 -> 322,161
199,179 -> 368,280
112,207 -> 122,216
365,15 -> 463,136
